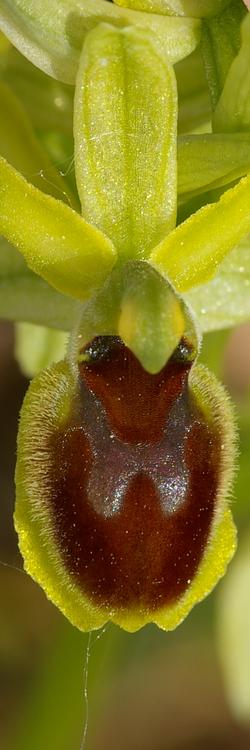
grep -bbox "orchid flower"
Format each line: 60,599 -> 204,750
0,2 -> 249,632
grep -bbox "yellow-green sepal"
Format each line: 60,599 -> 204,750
114,0 -> 230,18
0,156 -> 117,300
0,0 -> 201,84
74,23 -> 177,260
178,133 -> 250,201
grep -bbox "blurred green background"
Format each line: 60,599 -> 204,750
0,320 -> 250,750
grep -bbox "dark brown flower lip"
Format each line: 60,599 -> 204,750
48,336 -> 221,613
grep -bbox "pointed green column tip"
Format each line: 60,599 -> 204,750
69,261 -> 199,375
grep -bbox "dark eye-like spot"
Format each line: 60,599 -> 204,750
48,336 -> 221,612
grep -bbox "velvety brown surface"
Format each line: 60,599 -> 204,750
49,337 -> 220,612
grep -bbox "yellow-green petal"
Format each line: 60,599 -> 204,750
150,174 -> 250,292
74,24 -> 177,259
0,156 -> 116,300
0,0 -> 201,84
